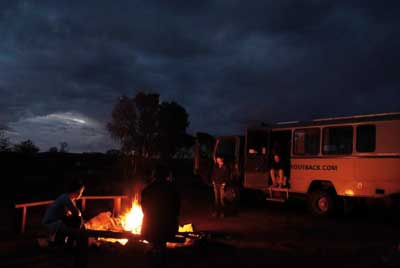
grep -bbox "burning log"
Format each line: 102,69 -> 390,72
84,212 -> 122,231
86,229 -> 187,243
86,229 -> 141,240
85,228 -> 231,244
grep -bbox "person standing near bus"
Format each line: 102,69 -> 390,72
211,156 -> 232,218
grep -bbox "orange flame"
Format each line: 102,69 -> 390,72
99,198 -> 144,245
120,198 -> 144,234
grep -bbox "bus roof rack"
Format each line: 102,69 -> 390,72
312,112 -> 400,122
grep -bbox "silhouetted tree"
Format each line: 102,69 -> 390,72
174,134 -> 195,159
48,146 -> 58,153
157,101 -> 191,159
107,95 -> 137,154
133,92 -> 159,157
107,92 -> 158,157
106,149 -> 121,156
0,130 -> 11,152
107,92 -> 190,160
59,142 -> 68,153
13,139 -> 40,154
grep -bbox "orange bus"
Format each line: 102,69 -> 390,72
194,112 -> 400,216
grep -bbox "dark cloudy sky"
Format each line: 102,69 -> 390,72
1,0 -> 399,152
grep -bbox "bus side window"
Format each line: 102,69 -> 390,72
356,125 -> 376,152
293,128 -> 320,155
323,126 -> 353,155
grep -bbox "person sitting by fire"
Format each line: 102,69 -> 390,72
270,153 -> 287,188
42,179 -> 88,268
141,164 -> 180,268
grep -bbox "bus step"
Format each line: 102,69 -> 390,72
268,187 -> 289,193
266,197 -> 286,203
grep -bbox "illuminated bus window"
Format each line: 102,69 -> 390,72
293,128 -> 320,155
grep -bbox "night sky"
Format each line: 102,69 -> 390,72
1,1 -> 399,152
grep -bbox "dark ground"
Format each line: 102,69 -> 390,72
2,175 -> 400,268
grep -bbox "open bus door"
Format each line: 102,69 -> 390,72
194,132 -> 215,185
244,128 -> 270,190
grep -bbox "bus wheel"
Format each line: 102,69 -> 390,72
309,190 -> 335,216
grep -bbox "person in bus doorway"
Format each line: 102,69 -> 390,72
211,156 -> 232,218
42,179 -> 88,268
270,153 -> 287,188
141,164 -> 180,268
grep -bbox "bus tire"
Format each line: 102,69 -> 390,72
308,190 -> 335,217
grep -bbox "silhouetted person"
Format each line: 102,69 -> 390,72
42,179 -> 88,268
211,156 -> 232,218
141,164 -> 180,268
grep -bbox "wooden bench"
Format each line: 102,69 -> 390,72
15,195 -> 130,233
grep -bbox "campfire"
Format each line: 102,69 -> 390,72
84,197 -> 194,247
119,198 -> 144,235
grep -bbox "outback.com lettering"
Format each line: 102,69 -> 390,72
291,164 -> 338,171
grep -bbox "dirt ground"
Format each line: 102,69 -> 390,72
2,179 -> 400,268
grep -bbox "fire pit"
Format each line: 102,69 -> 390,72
84,198 -> 196,248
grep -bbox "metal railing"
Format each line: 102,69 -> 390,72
15,195 -> 129,233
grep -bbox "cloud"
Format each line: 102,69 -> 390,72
0,0 -> 399,146
7,112 -> 117,152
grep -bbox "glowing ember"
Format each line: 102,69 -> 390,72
120,198 -> 144,234
98,237 -> 129,246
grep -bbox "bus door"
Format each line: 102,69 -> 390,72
270,130 -> 292,182
194,132 -> 215,185
244,128 -> 270,190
